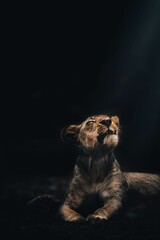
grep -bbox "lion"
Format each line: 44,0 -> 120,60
59,114 -> 160,222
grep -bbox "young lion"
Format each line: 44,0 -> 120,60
60,114 -> 160,222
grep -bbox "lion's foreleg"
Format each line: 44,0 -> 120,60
60,189 -> 85,222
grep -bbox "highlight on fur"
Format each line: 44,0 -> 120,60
60,114 -> 160,222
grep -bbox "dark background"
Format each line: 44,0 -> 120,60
2,0 -> 160,177
1,1 -> 160,239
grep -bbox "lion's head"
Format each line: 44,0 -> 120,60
61,115 -> 119,152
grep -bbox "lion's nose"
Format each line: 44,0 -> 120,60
100,119 -> 111,127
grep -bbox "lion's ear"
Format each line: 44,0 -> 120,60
61,124 -> 81,144
111,116 -> 119,126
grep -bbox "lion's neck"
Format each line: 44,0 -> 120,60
76,149 -> 115,182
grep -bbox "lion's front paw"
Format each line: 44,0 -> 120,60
86,214 -> 107,223
66,216 -> 85,222
60,205 -> 85,222
86,209 -> 108,223
63,213 -> 85,222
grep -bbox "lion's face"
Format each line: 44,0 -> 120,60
61,115 -> 119,152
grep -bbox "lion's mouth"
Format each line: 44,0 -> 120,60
106,129 -> 116,135
97,129 -> 116,144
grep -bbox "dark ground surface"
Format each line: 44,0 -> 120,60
1,174 -> 160,240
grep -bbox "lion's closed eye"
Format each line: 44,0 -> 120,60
85,120 -> 96,128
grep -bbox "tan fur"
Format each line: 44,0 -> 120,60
60,114 -> 160,222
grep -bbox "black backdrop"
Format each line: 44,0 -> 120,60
2,0 -> 160,177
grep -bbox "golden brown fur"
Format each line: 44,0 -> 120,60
60,114 -> 160,222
